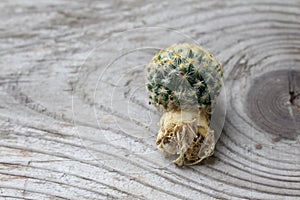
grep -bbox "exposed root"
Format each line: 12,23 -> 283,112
156,109 -> 215,166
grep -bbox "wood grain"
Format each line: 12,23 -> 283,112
0,0 -> 300,199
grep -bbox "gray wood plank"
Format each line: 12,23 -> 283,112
0,0 -> 299,199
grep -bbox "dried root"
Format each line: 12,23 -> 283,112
156,109 -> 215,166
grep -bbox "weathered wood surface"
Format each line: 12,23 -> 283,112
0,0 -> 300,199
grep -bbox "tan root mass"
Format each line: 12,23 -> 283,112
156,109 -> 215,166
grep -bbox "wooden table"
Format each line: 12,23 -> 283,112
0,0 -> 299,199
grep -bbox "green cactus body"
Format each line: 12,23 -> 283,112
146,43 -> 223,166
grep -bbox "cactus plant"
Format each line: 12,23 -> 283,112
146,43 -> 224,166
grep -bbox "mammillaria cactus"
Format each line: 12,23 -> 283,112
146,43 -> 224,166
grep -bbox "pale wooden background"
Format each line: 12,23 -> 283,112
0,0 -> 300,199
